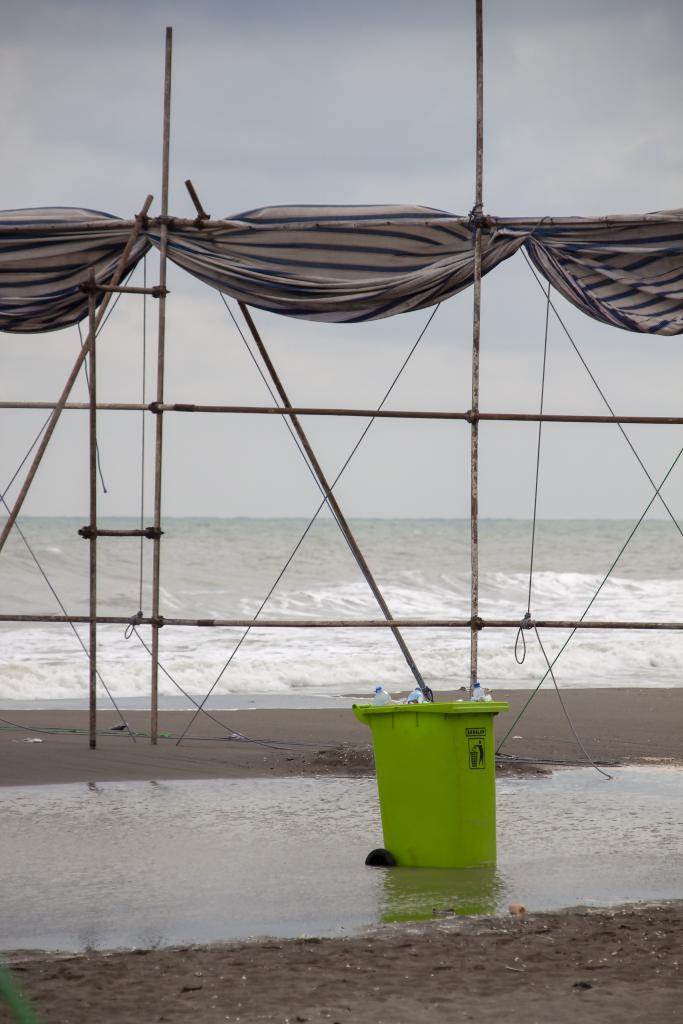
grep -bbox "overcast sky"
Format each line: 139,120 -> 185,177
2,0 -> 683,520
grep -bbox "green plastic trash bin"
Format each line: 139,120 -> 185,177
353,701 -> 508,869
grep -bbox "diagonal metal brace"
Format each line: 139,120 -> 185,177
238,302 -> 431,698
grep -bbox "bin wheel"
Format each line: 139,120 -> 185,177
365,848 -> 396,867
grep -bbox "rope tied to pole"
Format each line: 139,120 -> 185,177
124,609 -> 144,640
514,611 -> 533,665
467,201 -> 485,242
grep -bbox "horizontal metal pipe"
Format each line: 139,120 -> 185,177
479,412 -> 683,425
3,212 -> 683,237
78,528 -> 161,538
0,219 -> 140,234
2,400 -> 683,426
0,402 -> 143,410
86,284 -> 167,297
2,614 -> 683,630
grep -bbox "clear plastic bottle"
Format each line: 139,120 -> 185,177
406,687 -> 424,705
472,681 -> 484,702
372,686 -> 392,706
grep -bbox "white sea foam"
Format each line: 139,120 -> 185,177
1,517 -> 682,704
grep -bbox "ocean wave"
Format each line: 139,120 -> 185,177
1,614 -> 682,703
2,518 -> 682,702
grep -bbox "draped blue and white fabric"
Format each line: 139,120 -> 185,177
500,214 -> 683,336
1,204 -> 682,335
151,206 -> 524,323
0,208 -> 151,333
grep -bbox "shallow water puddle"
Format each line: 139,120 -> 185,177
1,767 -> 681,952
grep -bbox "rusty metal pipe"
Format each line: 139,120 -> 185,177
2,613 -> 683,631
87,275 -> 97,749
149,26 -> 173,745
3,400 -> 683,426
238,302 -> 428,694
469,0 -> 484,697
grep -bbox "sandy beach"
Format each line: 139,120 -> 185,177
1,687 -> 682,787
1,689 -> 681,1022
3,903 -> 681,1024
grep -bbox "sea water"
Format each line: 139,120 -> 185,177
1,517 -> 682,706
0,767 -> 681,952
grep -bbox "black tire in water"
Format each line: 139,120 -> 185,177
364,848 -> 396,867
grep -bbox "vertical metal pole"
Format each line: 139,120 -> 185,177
87,272 -> 97,748
150,26 -> 172,744
469,0 -> 484,696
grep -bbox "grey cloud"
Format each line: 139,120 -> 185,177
1,0 -> 682,517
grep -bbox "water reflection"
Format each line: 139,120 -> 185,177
380,865 -> 504,923
1,769 -> 682,952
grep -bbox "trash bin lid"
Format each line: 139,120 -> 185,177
352,701 -> 508,723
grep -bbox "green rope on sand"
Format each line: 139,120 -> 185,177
0,961 -> 39,1024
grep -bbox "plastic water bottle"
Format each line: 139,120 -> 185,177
406,687 -> 424,704
472,681 -> 484,702
372,686 -> 392,706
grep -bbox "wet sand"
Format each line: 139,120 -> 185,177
2,689 -> 681,1022
0,688 -> 681,787
4,903 -> 681,1023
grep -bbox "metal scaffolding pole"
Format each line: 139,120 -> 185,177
0,211 -> 679,237
469,0 -> 484,695
3,399 -> 683,427
87,274 -> 97,749
150,26 -> 173,745
2,613 -> 683,631
238,301 -> 430,697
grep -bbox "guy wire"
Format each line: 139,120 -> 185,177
504,252 -> 683,753
75,263 -> 136,494
533,625 -> 612,780
522,250 -> 683,539
173,300 -> 441,745
515,280 -> 551,667
0,489 -> 134,741
498,441 -> 683,753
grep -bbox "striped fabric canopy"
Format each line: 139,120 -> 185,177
510,214 -> 683,335
1,205 -> 682,334
0,207 -> 151,333
149,206 -> 524,323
